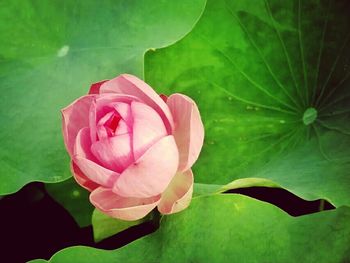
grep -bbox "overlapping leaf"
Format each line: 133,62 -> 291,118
32,195 -> 350,263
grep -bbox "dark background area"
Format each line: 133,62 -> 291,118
0,182 -> 334,263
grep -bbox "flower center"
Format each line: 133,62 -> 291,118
106,113 -> 121,133
302,107 -> 317,125
96,111 -> 122,140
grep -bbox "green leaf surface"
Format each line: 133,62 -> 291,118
92,209 -> 148,243
45,177 -> 94,227
37,194 -> 350,263
145,0 -> 350,206
0,0 -> 206,195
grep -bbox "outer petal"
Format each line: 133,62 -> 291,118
113,135 -> 179,198
89,100 -> 98,143
74,127 -> 98,161
99,74 -> 174,133
71,161 -> 99,192
167,94 -> 204,172
74,156 -> 119,188
131,101 -> 167,160
159,94 -> 168,103
157,169 -> 193,215
90,187 -> 160,221
61,95 -> 95,156
74,127 -> 119,188
89,80 -> 108,94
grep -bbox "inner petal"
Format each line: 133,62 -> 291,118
113,102 -> 133,128
91,133 -> 134,173
96,111 -> 121,140
107,113 -> 120,131
89,94 -> 138,143
115,119 -> 129,135
112,102 -> 133,134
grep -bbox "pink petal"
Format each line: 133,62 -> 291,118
74,127 -> 119,187
167,94 -> 204,172
74,156 -> 119,188
95,94 -> 136,123
131,101 -> 167,160
90,187 -> 160,221
113,102 -> 132,127
73,127 -> 98,161
95,94 -> 138,115
157,169 -> 193,215
96,111 -> 117,140
94,106 -> 130,140
89,100 -> 98,143
114,135 -> 179,198
99,74 -> 174,134
96,102 -> 131,137
89,94 -> 138,143
114,120 -> 129,135
159,94 -> 168,103
70,161 -> 99,192
61,95 -> 95,156
91,133 -> 134,173
89,80 -> 108,94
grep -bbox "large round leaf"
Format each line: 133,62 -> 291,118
0,0 -> 206,194
145,0 -> 350,206
32,194 -> 350,262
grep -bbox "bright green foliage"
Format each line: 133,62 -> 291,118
0,0 -> 206,194
45,177 -> 94,227
36,194 -> 350,263
244,131 -> 350,206
145,0 -> 350,206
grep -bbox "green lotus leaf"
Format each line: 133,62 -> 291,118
33,194 -> 350,263
145,0 -> 350,206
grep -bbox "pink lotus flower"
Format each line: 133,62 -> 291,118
61,74 -> 204,220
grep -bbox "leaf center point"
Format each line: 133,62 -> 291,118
302,107 -> 317,125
